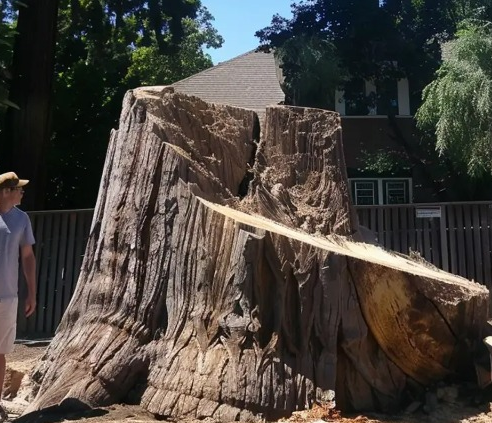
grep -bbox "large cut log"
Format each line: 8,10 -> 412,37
27,87 -> 489,420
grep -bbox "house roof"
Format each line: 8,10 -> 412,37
172,49 -> 285,120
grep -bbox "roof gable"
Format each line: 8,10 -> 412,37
172,50 -> 285,116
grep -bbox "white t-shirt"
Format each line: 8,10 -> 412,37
0,207 -> 35,299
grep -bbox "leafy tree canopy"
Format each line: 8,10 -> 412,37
416,21 -> 492,177
0,0 -> 222,209
0,22 -> 16,109
46,0 -> 222,208
257,0 -> 492,110
273,35 -> 346,108
0,1 -> 20,110
257,0 -> 403,90
257,0 -> 492,191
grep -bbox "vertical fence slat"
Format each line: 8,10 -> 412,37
472,205 -> 483,283
481,205 -> 492,287
489,204 -> 492,286
45,214 -> 63,335
415,211 -> 424,257
408,205 -> 416,254
377,207 -> 384,245
464,204 -> 475,281
73,212 -> 89,291
439,206 -> 449,272
400,207 -> 408,255
391,208 -> 400,252
370,207 -> 376,235
455,205 -> 467,278
36,213 -> 53,334
62,212 -> 78,312
53,213 -> 69,331
422,218 -> 432,263
384,208 -> 391,249
359,208 -> 368,227
447,205 -> 457,276
430,217 -> 440,268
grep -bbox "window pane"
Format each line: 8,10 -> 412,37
354,181 -> 376,205
357,196 -> 376,205
385,181 -> 407,204
376,79 -> 398,116
344,79 -> 367,116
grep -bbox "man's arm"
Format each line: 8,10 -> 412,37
20,244 -> 36,317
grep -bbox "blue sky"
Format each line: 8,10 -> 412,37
202,1 -> 293,64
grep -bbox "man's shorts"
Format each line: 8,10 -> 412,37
0,298 -> 18,354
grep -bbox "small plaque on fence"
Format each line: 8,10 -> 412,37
416,207 -> 441,219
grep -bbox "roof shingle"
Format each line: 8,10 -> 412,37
172,50 -> 285,118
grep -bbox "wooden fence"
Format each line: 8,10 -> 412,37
16,209 -> 93,338
356,201 -> 492,289
16,201 -> 492,337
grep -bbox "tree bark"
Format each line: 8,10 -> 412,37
27,87 -> 489,420
2,0 -> 59,210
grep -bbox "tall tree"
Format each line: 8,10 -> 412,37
0,2 -> 17,110
384,0 -> 492,109
0,0 -> 222,209
45,0 -> 222,209
416,21 -> 492,178
1,0 -> 59,210
257,0 -> 402,94
258,0 -> 492,111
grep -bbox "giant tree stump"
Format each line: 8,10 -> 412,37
28,87 -> 489,420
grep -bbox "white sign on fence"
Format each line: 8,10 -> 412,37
415,207 -> 442,219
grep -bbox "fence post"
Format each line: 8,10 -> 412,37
439,205 -> 449,272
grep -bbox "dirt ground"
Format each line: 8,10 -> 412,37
4,343 -> 492,423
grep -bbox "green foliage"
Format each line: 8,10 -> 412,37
257,0 -> 403,85
46,0 -> 222,208
274,35 -> 346,108
416,21 -> 492,177
0,1 -> 18,111
125,9 -> 222,86
257,0 -> 492,110
0,1 -> 22,143
383,0 -> 492,108
0,24 -> 15,109
256,0 -> 402,110
257,0 -> 492,197
358,149 -> 411,175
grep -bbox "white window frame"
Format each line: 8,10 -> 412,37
349,178 -> 412,205
351,180 -> 378,205
335,76 -> 411,117
384,179 -> 408,204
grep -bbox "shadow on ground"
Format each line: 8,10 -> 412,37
12,398 -> 108,423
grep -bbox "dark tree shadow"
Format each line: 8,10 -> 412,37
12,398 -> 108,423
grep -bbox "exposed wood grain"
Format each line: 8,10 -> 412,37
27,87 -> 489,421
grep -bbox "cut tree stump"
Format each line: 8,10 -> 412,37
27,87 -> 489,420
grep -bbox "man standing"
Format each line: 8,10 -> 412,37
0,172 -> 36,421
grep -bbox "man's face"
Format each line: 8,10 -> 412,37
0,187 -> 24,206
9,187 -> 24,205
